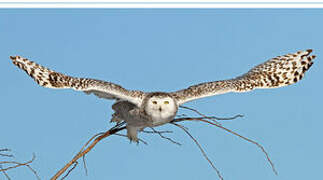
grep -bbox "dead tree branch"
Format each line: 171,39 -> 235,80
172,117 -> 277,175
50,125 -> 126,180
50,106 -> 275,180
180,105 -> 244,123
180,105 -> 221,125
114,133 -> 148,145
0,164 -> 11,180
142,130 -> 173,134
145,128 -> 181,146
82,155 -> 88,176
0,149 -> 13,158
172,122 -> 224,180
176,106 -> 277,175
0,153 -> 40,180
61,161 -> 78,180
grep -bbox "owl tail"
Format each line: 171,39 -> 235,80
126,125 -> 139,143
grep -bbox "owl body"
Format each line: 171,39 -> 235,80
112,92 -> 178,141
10,49 -> 316,142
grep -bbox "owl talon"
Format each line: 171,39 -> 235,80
128,137 -> 139,144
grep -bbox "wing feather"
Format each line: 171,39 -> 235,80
171,49 -> 315,105
10,56 -> 146,106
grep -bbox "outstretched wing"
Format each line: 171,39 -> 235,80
171,49 -> 315,105
10,56 -> 146,106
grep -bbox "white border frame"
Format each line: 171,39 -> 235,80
1,0 -> 323,8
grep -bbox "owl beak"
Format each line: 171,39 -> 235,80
158,107 -> 162,112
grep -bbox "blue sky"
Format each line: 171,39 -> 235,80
0,9 -> 322,180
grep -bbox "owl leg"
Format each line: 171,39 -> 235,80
126,125 -> 140,143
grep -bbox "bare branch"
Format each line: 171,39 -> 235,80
0,149 -> 11,152
111,121 -> 126,130
180,105 -> 221,125
173,117 -> 278,175
0,155 -> 35,172
0,149 -> 14,158
79,132 -> 105,154
180,105 -> 243,123
172,122 -> 224,180
146,127 -> 181,146
208,114 -> 244,121
142,130 -> 173,134
175,113 -> 188,118
61,161 -> 78,180
50,125 -> 126,180
0,164 -> 11,180
114,133 -> 148,145
0,153 -> 40,180
82,155 -> 88,176
50,106 -> 273,180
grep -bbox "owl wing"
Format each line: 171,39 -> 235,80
171,49 -> 315,105
10,56 -> 146,107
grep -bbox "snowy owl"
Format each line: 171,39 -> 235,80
10,49 -> 315,142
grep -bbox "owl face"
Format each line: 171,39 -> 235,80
144,94 -> 178,126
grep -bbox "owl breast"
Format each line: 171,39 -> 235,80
149,110 -> 177,127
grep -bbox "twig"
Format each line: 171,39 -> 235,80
147,127 -> 181,146
172,122 -> 224,180
208,114 -> 244,121
111,121 -> 126,130
180,105 -> 221,125
82,155 -> 88,176
0,164 -> 11,180
0,149 -> 11,152
0,153 -> 40,180
79,132 -> 105,154
180,105 -> 243,123
176,106 -> 275,174
176,113 -> 188,118
77,131 -> 106,177
50,125 -> 126,180
174,116 -> 237,122
114,133 -> 148,145
173,117 -> 277,175
25,164 -> 41,180
0,154 -> 35,172
61,161 -> 78,180
0,154 -> 14,158
142,130 -> 173,134
0,149 -> 14,158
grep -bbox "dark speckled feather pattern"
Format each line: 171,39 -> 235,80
171,49 -> 316,105
10,56 -> 146,106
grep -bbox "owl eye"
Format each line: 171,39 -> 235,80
152,101 -> 157,104
164,101 -> 169,105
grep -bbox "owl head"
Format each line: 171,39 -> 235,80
143,92 -> 178,126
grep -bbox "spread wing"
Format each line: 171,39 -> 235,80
171,49 -> 315,105
10,56 -> 146,107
